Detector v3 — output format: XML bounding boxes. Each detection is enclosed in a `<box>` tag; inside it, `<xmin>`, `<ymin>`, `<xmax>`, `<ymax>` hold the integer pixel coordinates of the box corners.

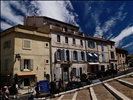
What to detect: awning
<box><xmin>89</xmin><ymin>62</ymin><xmax>100</xmax><ymax>65</ymax></box>
<box><xmin>94</xmin><ymin>53</ymin><xmax>98</xmax><ymax>57</ymax></box>
<box><xmin>88</xmin><ymin>53</ymin><xmax>92</xmax><ymax>56</ymax></box>
<box><xmin>17</xmin><ymin>72</ymin><xmax>36</xmax><ymax>76</ymax></box>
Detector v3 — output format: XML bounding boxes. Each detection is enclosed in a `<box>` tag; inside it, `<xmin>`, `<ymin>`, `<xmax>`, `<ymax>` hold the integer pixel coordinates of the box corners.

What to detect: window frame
<box><xmin>57</xmin><ymin>35</ymin><xmax>61</xmax><ymax>43</ymax></box>
<box><xmin>23</xmin><ymin>39</ymin><xmax>32</xmax><ymax>50</ymax></box>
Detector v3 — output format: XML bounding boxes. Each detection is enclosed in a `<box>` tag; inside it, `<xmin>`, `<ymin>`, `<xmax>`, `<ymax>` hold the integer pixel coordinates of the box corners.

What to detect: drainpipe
<box><xmin>50</xmin><ymin>38</ymin><xmax>53</xmax><ymax>81</ymax></box>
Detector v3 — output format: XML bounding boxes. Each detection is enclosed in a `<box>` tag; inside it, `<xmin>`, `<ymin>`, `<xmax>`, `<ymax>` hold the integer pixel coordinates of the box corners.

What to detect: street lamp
<box><xmin>15</xmin><ymin>54</ymin><xmax>21</xmax><ymax>61</ymax></box>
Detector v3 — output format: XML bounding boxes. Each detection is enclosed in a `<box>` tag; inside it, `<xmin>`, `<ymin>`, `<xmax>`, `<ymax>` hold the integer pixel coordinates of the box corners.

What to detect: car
<box><xmin>65</xmin><ymin>81</ymin><xmax>83</xmax><ymax>91</ymax></box>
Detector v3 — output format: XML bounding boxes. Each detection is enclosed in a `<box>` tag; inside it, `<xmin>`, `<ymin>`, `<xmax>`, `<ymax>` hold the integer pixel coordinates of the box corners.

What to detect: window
<box><xmin>3</xmin><ymin>40</ymin><xmax>11</xmax><ymax>49</ymax></box>
<box><xmin>66</xmin><ymin>50</ymin><xmax>69</xmax><ymax>61</ymax></box>
<box><xmin>80</xmin><ymin>40</ymin><xmax>83</xmax><ymax>46</ymax></box>
<box><xmin>64</xmin><ymin>27</ymin><xmax>67</xmax><ymax>32</ymax></box>
<box><xmin>65</xmin><ymin>37</ymin><xmax>68</xmax><ymax>44</ymax></box>
<box><xmin>57</xmin><ymin>49</ymin><xmax>61</xmax><ymax>60</ymax></box>
<box><xmin>72</xmin><ymin>68</ymin><xmax>76</xmax><ymax>76</ymax></box>
<box><xmin>110</xmin><ymin>43</ymin><xmax>113</xmax><ymax>48</ymax></box>
<box><xmin>88</xmin><ymin>40</ymin><xmax>95</xmax><ymax>48</ymax></box>
<box><xmin>23</xmin><ymin>40</ymin><xmax>31</xmax><ymax>49</ymax></box>
<box><xmin>111</xmin><ymin>52</ymin><xmax>115</xmax><ymax>59</ymax></box>
<box><xmin>46</xmin><ymin>60</ymin><xmax>49</xmax><ymax>64</ymax></box>
<box><xmin>73</xmin><ymin>38</ymin><xmax>76</xmax><ymax>44</ymax></box>
<box><xmin>20</xmin><ymin>59</ymin><xmax>33</xmax><ymax>71</ymax></box>
<box><xmin>122</xmin><ymin>53</ymin><xmax>124</xmax><ymax>57</ymax></box>
<box><xmin>45</xmin><ymin>43</ymin><xmax>49</xmax><ymax>47</ymax></box>
<box><xmin>57</xmin><ymin>35</ymin><xmax>60</xmax><ymax>42</ymax></box>
<box><xmin>4</xmin><ymin>59</ymin><xmax>8</xmax><ymax>71</ymax></box>
<box><xmin>73</xmin><ymin>51</ymin><xmax>77</xmax><ymax>60</ymax></box>
<box><xmin>71</xmin><ymin>29</ymin><xmax>74</xmax><ymax>33</ymax></box>
<box><xmin>81</xmin><ymin>52</ymin><xmax>84</xmax><ymax>60</ymax></box>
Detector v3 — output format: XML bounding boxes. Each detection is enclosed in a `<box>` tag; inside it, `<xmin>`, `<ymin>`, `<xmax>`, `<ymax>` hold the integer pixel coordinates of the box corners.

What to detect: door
<box><xmin>62</xmin><ymin>68</ymin><xmax>69</xmax><ymax>82</ymax></box>
<box><xmin>24</xmin><ymin>78</ymin><xmax>30</xmax><ymax>86</ymax></box>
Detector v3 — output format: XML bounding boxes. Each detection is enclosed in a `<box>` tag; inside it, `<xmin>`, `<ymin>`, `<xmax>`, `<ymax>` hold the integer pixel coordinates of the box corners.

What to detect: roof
<box><xmin>26</xmin><ymin>16</ymin><xmax>79</xmax><ymax>29</ymax></box>
<box><xmin>85</xmin><ymin>35</ymin><xmax>109</xmax><ymax>42</ymax></box>
<box><xmin>0</xmin><ymin>24</ymin><xmax>50</xmax><ymax>38</ymax></box>
<box><xmin>116</xmin><ymin>48</ymin><xmax>128</xmax><ymax>52</ymax></box>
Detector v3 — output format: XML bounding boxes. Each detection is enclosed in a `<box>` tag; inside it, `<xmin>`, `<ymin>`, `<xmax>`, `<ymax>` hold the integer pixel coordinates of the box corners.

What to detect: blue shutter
<box><xmin>84</xmin><ymin>52</ymin><xmax>87</xmax><ymax>61</ymax></box>
<box><xmin>102</xmin><ymin>52</ymin><xmax>105</xmax><ymax>61</ymax></box>
<box><xmin>101</xmin><ymin>43</ymin><xmax>104</xmax><ymax>51</ymax></box>
<box><xmin>64</xmin><ymin>49</ymin><xmax>66</xmax><ymax>61</ymax></box>
<box><xmin>71</xmin><ymin>50</ymin><xmax>73</xmax><ymax>61</ymax></box>
<box><xmin>92</xmin><ymin>53</ymin><xmax>94</xmax><ymax>62</ymax></box>
<box><xmin>88</xmin><ymin>40</ymin><xmax>90</xmax><ymax>47</ymax></box>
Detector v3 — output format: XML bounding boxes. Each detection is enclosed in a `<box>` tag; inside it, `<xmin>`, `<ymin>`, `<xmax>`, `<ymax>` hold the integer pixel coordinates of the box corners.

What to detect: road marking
<box><xmin>72</xmin><ymin>91</ymin><xmax>78</xmax><ymax>100</ymax></box>
<box><xmin>58</xmin><ymin>95</ymin><xmax>64</xmax><ymax>100</ymax></box>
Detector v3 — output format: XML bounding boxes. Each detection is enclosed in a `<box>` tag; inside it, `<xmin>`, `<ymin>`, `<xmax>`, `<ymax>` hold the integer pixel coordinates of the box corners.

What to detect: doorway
<box><xmin>62</xmin><ymin>68</ymin><xmax>69</xmax><ymax>82</ymax></box>
<box><xmin>24</xmin><ymin>78</ymin><xmax>30</xmax><ymax>86</ymax></box>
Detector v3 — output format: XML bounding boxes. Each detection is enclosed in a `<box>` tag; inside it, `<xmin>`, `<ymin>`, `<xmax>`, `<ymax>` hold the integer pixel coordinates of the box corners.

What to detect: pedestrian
<box><xmin>58</xmin><ymin>79</ymin><xmax>63</xmax><ymax>92</ymax></box>
<box><xmin>13</xmin><ymin>83</ymin><xmax>19</xmax><ymax>99</ymax></box>
<box><xmin>35</xmin><ymin>82</ymin><xmax>40</xmax><ymax>98</ymax></box>
<box><xmin>2</xmin><ymin>86</ymin><xmax>9</xmax><ymax>100</ymax></box>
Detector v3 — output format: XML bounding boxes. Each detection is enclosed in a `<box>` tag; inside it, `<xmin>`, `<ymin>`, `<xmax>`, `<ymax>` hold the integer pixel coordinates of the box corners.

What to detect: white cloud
<box><xmin>111</xmin><ymin>26</ymin><xmax>133</xmax><ymax>47</ymax></box>
<box><xmin>93</xmin><ymin>3</ymin><xmax>127</xmax><ymax>38</ymax></box>
<box><xmin>122</xmin><ymin>42</ymin><xmax>133</xmax><ymax>48</ymax></box>
<box><xmin>1</xmin><ymin>21</ymin><xmax>12</xmax><ymax>31</ymax></box>
<box><xmin>1</xmin><ymin>1</ymin><xmax>78</xmax><ymax>31</ymax></box>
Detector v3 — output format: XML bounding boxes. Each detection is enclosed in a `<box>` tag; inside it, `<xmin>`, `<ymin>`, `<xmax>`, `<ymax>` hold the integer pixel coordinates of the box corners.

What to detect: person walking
<box><xmin>13</xmin><ymin>83</ymin><xmax>19</xmax><ymax>99</ymax></box>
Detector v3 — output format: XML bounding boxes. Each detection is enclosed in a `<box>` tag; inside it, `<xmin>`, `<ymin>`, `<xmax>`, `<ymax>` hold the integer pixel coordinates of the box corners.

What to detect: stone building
<box><xmin>25</xmin><ymin>16</ymin><xmax>87</xmax><ymax>82</ymax></box>
<box><xmin>116</xmin><ymin>48</ymin><xmax>128</xmax><ymax>71</ymax></box>
<box><xmin>0</xmin><ymin>25</ymin><xmax>51</xmax><ymax>87</ymax></box>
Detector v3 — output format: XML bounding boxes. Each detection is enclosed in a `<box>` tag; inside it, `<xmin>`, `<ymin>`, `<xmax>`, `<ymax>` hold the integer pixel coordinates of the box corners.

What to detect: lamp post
<box><xmin>15</xmin><ymin>54</ymin><xmax>21</xmax><ymax>61</ymax></box>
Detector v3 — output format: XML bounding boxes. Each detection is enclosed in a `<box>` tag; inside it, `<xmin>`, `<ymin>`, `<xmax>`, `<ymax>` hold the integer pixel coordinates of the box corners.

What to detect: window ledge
<box><xmin>23</xmin><ymin>69</ymin><xmax>31</xmax><ymax>71</ymax></box>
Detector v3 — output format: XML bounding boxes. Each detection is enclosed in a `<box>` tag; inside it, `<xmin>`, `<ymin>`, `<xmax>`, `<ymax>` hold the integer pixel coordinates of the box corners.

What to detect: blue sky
<box><xmin>1</xmin><ymin>1</ymin><xmax>133</xmax><ymax>53</ymax></box>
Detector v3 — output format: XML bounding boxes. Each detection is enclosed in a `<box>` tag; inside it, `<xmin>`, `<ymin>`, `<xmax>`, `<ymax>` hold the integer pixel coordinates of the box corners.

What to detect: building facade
<box><xmin>85</xmin><ymin>36</ymin><xmax>99</xmax><ymax>73</ymax></box>
<box><xmin>116</xmin><ymin>48</ymin><xmax>128</xmax><ymax>71</ymax></box>
<box><xmin>0</xmin><ymin>25</ymin><xmax>51</xmax><ymax>87</ymax></box>
<box><xmin>25</xmin><ymin>16</ymin><xmax>87</xmax><ymax>82</ymax></box>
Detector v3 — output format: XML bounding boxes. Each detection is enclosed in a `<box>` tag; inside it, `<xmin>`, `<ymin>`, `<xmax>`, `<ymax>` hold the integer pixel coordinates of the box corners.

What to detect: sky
<box><xmin>1</xmin><ymin>1</ymin><xmax>133</xmax><ymax>53</ymax></box>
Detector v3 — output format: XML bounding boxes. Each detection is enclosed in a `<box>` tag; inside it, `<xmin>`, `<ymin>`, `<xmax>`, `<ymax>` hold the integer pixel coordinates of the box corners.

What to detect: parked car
<box><xmin>65</xmin><ymin>81</ymin><xmax>83</xmax><ymax>91</ymax></box>
<box><xmin>87</xmin><ymin>73</ymin><xmax>97</xmax><ymax>80</ymax></box>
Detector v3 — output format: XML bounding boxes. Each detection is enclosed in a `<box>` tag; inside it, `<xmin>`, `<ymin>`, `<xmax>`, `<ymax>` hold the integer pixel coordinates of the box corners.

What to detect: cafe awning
<box><xmin>17</xmin><ymin>71</ymin><xmax>36</xmax><ymax>76</ymax></box>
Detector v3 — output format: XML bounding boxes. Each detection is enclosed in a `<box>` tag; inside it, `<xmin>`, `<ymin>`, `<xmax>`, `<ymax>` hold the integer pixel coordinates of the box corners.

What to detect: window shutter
<box><xmin>68</xmin><ymin>50</ymin><xmax>71</xmax><ymax>61</ymax></box>
<box><xmin>84</xmin><ymin>52</ymin><xmax>87</xmax><ymax>61</ymax></box>
<box><xmin>61</xmin><ymin>49</ymin><xmax>64</xmax><ymax>61</ymax></box>
<box><xmin>20</xmin><ymin>59</ymin><xmax>24</xmax><ymax>71</ymax></box>
<box><xmin>76</xmin><ymin>68</ymin><xmax>79</xmax><ymax>77</ymax></box>
<box><xmin>102</xmin><ymin>52</ymin><xmax>105</xmax><ymax>61</ymax></box>
<box><xmin>92</xmin><ymin>53</ymin><xmax>94</xmax><ymax>62</ymax></box>
<box><xmin>30</xmin><ymin>59</ymin><xmax>33</xmax><ymax>71</ymax></box>
<box><xmin>64</xmin><ymin>49</ymin><xmax>66</xmax><ymax>61</ymax></box>
<box><xmin>71</xmin><ymin>50</ymin><xmax>73</xmax><ymax>61</ymax></box>
<box><xmin>55</xmin><ymin>50</ymin><xmax>58</xmax><ymax>60</ymax></box>
<box><xmin>78</xmin><ymin>51</ymin><xmax>81</xmax><ymax>61</ymax></box>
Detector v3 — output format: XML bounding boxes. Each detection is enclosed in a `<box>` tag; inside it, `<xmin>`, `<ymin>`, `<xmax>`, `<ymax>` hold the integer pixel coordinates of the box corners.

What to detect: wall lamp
<box><xmin>15</xmin><ymin>54</ymin><xmax>21</xmax><ymax>60</ymax></box>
